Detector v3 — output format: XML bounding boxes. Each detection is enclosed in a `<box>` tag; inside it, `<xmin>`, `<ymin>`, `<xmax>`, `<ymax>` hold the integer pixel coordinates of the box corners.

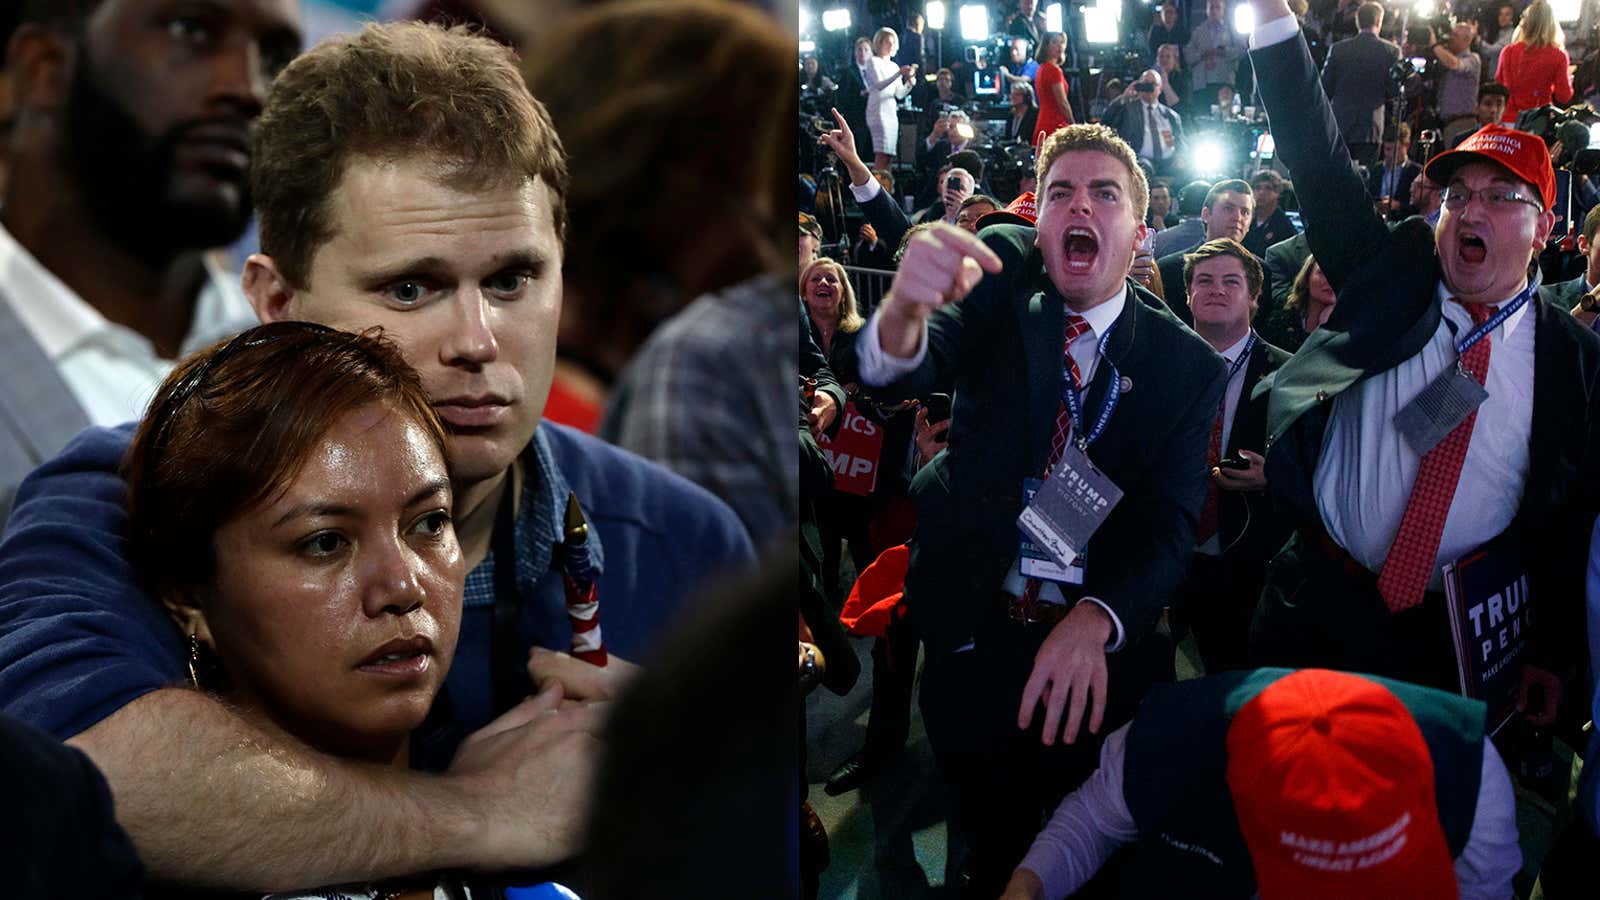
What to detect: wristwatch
<box><xmin>799</xmin><ymin>642</ymin><xmax>820</xmax><ymax>690</ymax></box>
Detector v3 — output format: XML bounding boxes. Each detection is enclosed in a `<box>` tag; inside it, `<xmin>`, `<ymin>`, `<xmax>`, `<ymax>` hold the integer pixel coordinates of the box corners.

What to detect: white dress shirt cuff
<box><xmin>1454</xmin><ymin>739</ymin><xmax>1523</xmax><ymax>899</ymax></box>
<box><xmin>850</xmin><ymin>177</ymin><xmax>883</xmax><ymax>203</ymax></box>
<box><xmin>1250</xmin><ymin>14</ymin><xmax>1300</xmax><ymax>50</ymax></box>
<box><xmin>1018</xmin><ymin>723</ymin><xmax>1139</xmax><ymax>899</ymax></box>
<box><xmin>857</xmin><ymin>309</ymin><xmax>928</xmax><ymax>386</ymax></box>
<box><xmin>1077</xmin><ymin>596</ymin><xmax>1127</xmax><ymax>652</ymax></box>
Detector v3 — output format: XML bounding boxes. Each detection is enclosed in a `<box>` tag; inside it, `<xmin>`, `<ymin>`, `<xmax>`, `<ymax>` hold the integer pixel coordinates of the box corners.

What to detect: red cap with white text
<box><xmin>974</xmin><ymin>191</ymin><xmax>1038</xmax><ymax>230</ymax></box>
<box><xmin>1423</xmin><ymin>123</ymin><xmax>1556</xmax><ymax>210</ymax></box>
<box><xmin>1225</xmin><ymin>669</ymin><xmax>1459</xmax><ymax>900</ymax></box>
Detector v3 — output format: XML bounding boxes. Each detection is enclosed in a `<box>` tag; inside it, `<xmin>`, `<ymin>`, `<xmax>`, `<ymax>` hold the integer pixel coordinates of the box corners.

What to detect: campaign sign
<box><xmin>1442</xmin><ymin>547</ymin><xmax>1532</xmax><ymax>734</ymax></box>
<box><xmin>819</xmin><ymin>402</ymin><xmax>884</xmax><ymax>496</ymax></box>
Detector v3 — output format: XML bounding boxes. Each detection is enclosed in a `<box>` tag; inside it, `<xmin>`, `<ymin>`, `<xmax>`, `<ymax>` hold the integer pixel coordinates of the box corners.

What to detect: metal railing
<box><xmin>844</xmin><ymin>265</ymin><xmax>895</xmax><ymax>318</ymax></box>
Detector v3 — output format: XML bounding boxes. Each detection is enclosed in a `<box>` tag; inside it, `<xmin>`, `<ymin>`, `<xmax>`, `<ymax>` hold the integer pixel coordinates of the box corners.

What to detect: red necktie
<box><xmin>1196</xmin><ymin>409</ymin><xmax>1224</xmax><ymax>544</ymax></box>
<box><xmin>1021</xmin><ymin>314</ymin><xmax>1093</xmax><ymax>611</ymax></box>
<box><xmin>1375</xmin><ymin>301</ymin><xmax>1496</xmax><ymax>613</ymax></box>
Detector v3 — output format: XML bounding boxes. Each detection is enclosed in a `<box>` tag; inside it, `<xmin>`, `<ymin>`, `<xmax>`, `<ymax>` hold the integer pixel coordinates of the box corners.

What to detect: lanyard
<box><xmin>1451</xmin><ymin>278</ymin><xmax>1535</xmax><ymax>359</ymax></box>
<box><xmin>1225</xmin><ymin>331</ymin><xmax>1258</xmax><ymax>385</ymax></box>
<box><xmin>1062</xmin><ymin>323</ymin><xmax>1120</xmax><ymax>449</ymax></box>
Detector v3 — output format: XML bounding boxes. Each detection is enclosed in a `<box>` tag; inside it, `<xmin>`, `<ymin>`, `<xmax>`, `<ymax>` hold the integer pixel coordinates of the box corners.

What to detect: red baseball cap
<box><xmin>974</xmin><ymin>191</ymin><xmax>1038</xmax><ymax>230</ymax></box>
<box><xmin>1423</xmin><ymin>123</ymin><xmax>1556</xmax><ymax>210</ymax></box>
<box><xmin>1225</xmin><ymin>670</ymin><xmax>1459</xmax><ymax>900</ymax></box>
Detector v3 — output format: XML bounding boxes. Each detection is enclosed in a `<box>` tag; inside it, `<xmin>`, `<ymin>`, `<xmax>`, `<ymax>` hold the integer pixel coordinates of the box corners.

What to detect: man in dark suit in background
<box><xmin>1244</xmin><ymin>0</ymin><xmax>1600</xmax><ymax>729</ymax></box>
<box><xmin>1168</xmin><ymin>239</ymin><xmax>1292</xmax><ymax>674</ymax></box>
<box><xmin>1156</xmin><ymin>179</ymin><xmax>1257</xmax><ymax>323</ymax></box>
<box><xmin>837</xmin><ymin>37</ymin><xmax>876</xmax><ymax>162</ymax></box>
<box><xmin>1098</xmin><ymin>69</ymin><xmax>1186</xmax><ymax>177</ymax></box>
<box><xmin>1320</xmin><ymin>1</ymin><xmax>1400</xmax><ymax>167</ymax></box>
<box><xmin>858</xmin><ymin>124</ymin><xmax>1226</xmax><ymax>896</ymax></box>
<box><xmin>1366</xmin><ymin>127</ymin><xmax>1423</xmax><ymax>220</ymax></box>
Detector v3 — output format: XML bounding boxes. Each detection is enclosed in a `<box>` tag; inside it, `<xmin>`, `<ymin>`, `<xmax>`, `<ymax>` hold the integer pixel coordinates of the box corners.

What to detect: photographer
<box><xmin>913</xmin><ymin>166</ymin><xmax>977</xmax><ymax>225</ymax></box>
<box><xmin>1431</xmin><ymin>22</ymin><xmax>1483</xmax><ymax>131</ymax></box>
<box><xmin>1101</xmin><ymin>69</ymin><xmax>1185</xmax><ymax>176</ymax></box>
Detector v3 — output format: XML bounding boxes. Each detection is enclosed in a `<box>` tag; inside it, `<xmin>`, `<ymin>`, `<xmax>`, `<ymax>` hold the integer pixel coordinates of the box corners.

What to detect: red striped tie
<box><xmin>1021</xmin><ymin>314</ymin><xmax>1093</xmax><ymax>611</ymax></box>
<box><xmin>1375</xmin><ymin>301</ymin><xmax>1496</xmax><ymax>613</ymax></box>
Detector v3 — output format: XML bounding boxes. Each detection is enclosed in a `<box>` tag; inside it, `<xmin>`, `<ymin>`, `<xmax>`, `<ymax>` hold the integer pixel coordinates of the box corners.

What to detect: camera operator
<box><xmin>1101</xmin><ymin>69</ymin><xmax>1186</xmax><ymax>177</ymax></box>
<box><xmin>999</xmin><ymin>36</ymin><xmax>1040</xmax><ymax>88</ymax></box>
<box><xmin>1431</xmin><ymin>22</ymin><xmax>1483</xmax><ymax>133</ymax></box>
<box><xmin>914</xmin><ymin>67</ymin><xmax>965</xmax><ymax>135</ymax></box>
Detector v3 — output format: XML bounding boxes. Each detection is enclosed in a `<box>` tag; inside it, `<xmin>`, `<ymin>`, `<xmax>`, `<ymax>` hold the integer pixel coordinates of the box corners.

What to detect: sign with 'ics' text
<box><xmin>818</xmin><ymin>402</ymin><xmax>884</xmax><ymax>496</ymax></box>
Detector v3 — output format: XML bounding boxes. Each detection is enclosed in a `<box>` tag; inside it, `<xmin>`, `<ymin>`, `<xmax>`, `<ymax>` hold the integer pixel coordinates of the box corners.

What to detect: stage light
<box><xmin>960</xmin><ymin>4</ymin><xmax>990</xmax><ymax>41</ymax></box>
<box><xmin>1254</xmin><ymin>133</ymin><xmax>1276</xmax><ymax>160</ymax></box>
<box><xmin>800</xmin><ymin>7</ymin><xmax>811</xmax><ymax>33</ymax></box>
<box><xmin>1232</xmin><ymin>4</ymin><xmax>1255</xmax><ymax>35</ymax></box>
<box><xmin>1045</xmin><ymin>2</ymin><xmax>1064</xmax><ymax>32</ymax></box>
<box><xmin>822</xmin><ymin>7</ymin><xmax>852</xmax><ymax>31</ymax></box>
<box><xmin>1552</xmin><ymin>0</ymin><xmax>1581</xmax><ymax>22</ymax></box>
<box><xmin>799</xmin><ymin>39</ymin><xmax>817</xmax><ymax>53</ymax></box>
<box><xmin>927</xmin><ymin>0</ymin><xmax>948</xmax><ymax>30</ymax></box>
<box><xmin>1413</xmin><ymin>0</ymin><xmax>1436</xmax><ymax>17</ymax></box>
<box><xmin>1192</xmin><ymin>138</ymin><xmax>1227</xmax><ymax>174</ymax></box>
<box><xmin>1083</xmin><ymin>7</ymin><xmax>1120</xmax><ymax>44</ymax></box>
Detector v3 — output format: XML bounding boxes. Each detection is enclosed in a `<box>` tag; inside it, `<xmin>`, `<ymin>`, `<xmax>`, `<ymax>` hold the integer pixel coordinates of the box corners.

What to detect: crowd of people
<box><xmin>801</xmin><ymin>0</ymin><xmax>1600</xmax><ymax>898</ymax></box>
<box><xmin>0</xmin><ymin>0</ymin><xmax>797</xmax><ymax>897</ymax></box>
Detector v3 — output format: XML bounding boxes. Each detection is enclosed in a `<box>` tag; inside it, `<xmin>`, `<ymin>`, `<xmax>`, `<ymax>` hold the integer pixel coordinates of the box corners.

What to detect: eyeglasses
<box><xmin>1439</xmin><ymin>185</ymin><xmax>1543</xmax><ymax>212</ymax></box>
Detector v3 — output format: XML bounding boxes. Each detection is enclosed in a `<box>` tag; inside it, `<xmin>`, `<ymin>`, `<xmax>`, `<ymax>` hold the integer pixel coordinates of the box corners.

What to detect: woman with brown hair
<box><xmin>1284</xmin><ymin>254</ymin><xmax>1338</xmax><ymax>337</ymax></box>
<box><xmin>125</xmin><ymin>322</ymin><xmax>468</xmax><ymax>897</ymax></box>
<box><xmin>1496</xmin><ymin>0</ymin><xmax>1573</xmax><ymax>123</ymax></box>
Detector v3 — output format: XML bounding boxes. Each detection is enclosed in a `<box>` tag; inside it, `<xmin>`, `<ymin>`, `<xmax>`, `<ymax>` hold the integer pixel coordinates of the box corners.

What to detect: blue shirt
<box><xmin>0</xmin><ymin>422</ymin><xmax>753</xmax><ymax>758</ymax></box>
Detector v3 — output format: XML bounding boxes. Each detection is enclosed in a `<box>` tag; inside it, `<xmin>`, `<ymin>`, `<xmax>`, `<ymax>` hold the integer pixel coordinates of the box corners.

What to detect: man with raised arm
<box><xmin>856</xmin><ymin>123</ymin><xmax>1227</xmax><ymax>895</ymax></box>
<box><xmin>1239</xmin><ymin>0</ymin><xmax>1600</xmax><ymax>726</ymax></box>
<box><xmin>0</xmin><ymin>20</ymin><xmax>752</xmax><ymax>892</ymax></box>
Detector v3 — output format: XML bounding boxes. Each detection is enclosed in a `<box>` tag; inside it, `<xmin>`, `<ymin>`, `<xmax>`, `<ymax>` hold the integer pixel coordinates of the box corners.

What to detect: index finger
<box><xmin>831</xmin><ymin>107</ymin><xmax>848</xmax><ymax>130</ymax></box>
<box><xmin>928</xmin><ymin>224</ymin><xmax>1005</xmax><ymax>274</ymax></box>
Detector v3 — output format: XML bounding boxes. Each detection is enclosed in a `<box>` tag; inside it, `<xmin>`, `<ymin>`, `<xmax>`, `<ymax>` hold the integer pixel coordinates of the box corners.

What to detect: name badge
<box><xmin>1393</xmin><ymin>364</ymin><xmax>1489</xmax><ymax>457</ymax></box>
<box><xmin>1017</xmin><ymin>444</ymin><xmax>1123</xmax><ymax>571</ymax></box>
<box><xmin>1020</xmin><ymin>478</ymin><xmax>1086</xmax><ymax>584</ymax></box>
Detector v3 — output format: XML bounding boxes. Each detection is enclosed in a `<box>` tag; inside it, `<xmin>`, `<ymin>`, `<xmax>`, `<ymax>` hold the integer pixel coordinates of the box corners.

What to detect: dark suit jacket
<box><xmin>1100</xmin><ymin>95</ymin><xmax>1186</xmax><ymax>164</ymax></box>
<box><xmin>1366</xmin><ymin>160</ymin><xmax>1422</xmax><ymax>215</ymax></box>
<box><xmin>1006</xmin><ymin>107</ymin><xmax>1039</xmax><ymax>144</ymax></box>
<box><xmin>1548</xmin><ymin>276</ymin><xmax>1589</xmax><ymax>312</ymax></box>
<box><xmin>800</xmin><ymin>300</ymin><xmax>847</xmax><ymax>434</ymax></box>
<box><xmin>836</xmin><ymin>62</ymin><xmax>874</xmax><ymax>160</ymax></box>
<box><xmin>1251</xmin><ymin>29</ymin><xmax>1600</xmax><ymax>685</ymax></box>
<box><xmin>1320</xmin><ymin>31</ymin><xmax>1401</xmax><ymax>146</ymax></box>
<box><xmin>869</xmin><ymin>224</ymin><xmax>1228</xmax><ymax>750</ymax></box>
<box><xmin>855</xmin><ymin>183</ymin><xmax>912</xmax><ymax>268</ymax></box>
<box><xmin>1218</xmin><ymin>338</ymin><xmax>1294</xmax><ymax>561</ymax></box>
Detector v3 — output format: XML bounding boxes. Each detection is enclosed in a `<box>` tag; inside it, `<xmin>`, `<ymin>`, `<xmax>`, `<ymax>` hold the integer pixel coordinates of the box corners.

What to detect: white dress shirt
<box><xmin>1137</xmin><ymin>99</ymin><xmax>1174</xmax><ymax>163</ymax></box>
<box><xmin>1312</xmin><ymin>284</ymin><xmax>1534</xmax><ymax>589</ymax></box>
<box><xmin>1017</xmin><ymin>721</ymin><xmax>1522</xmax><ymax>900</ymax></box>
<box><xmin>0</xmin><ymin>223</ymin><xmax>257</xmax><ymax>427</ymax></box>
<box><xmin>859</xmin><ymin>285</ymin><xmax>1132</xmax><ymax>650</ymax></box>
<box><xmin>1197</xmin><ymin>330</ymin><xmax>1254</xmax><ymax>557</ymax></box>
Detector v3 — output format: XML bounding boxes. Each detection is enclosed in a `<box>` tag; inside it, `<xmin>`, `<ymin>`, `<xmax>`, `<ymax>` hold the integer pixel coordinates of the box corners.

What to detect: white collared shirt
<box><xmin>0</xmin><ymin>223</ymin><xmax>256</xmax><ymax>427</ymax></box>
<box><xmin>858</xmin><ymin>285</ymin><xmax>1132</xmax><ymax>649</ymax></box>
<box><xmin>1312</xmin><ymin>283</ymin><xmax>1535</xmax><ymax>589</ymax></box>
<box><xmin>1137</xmin><ymin>100</ymin><xmax>1172</xmax><ymax>162</ymax></box>
<box><xmin>1197</xmin><ymin>330</ymin><xmax>1255</xmax><ymax>557</ymax></box>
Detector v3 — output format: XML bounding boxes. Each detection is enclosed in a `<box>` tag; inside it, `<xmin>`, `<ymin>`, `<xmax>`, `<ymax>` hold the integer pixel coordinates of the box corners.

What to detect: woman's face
<box><xmin>876</xmin><ymin>35</ymin><xmax>897</xmax><ymax>57</ymax></box>
<box><xmin>197</xmin><ymin>404</ymin><xmax>463</xmax><ymax>763</ymax></box>
<box><xmin>1048</xmin><ymin>34</ymin><xmax>1066</xmax><ymax>62</ymax></box>
<box><xmin>1499</xmin><ymin>5</ymin><xmax>1514</xmax><ymax>27</ymax></box>
<box><xmin>1305</xmin><ymin>263</ymin><xmax>1337</xmax><ymax>329</ymax></box>
<box><xmin>804</xmin><ymin>265</ymin><xmax>843</xmax><ymax>323</ymax></box>
<box><xmin>1158</xmin><ymin>44</ymin><xmax>1178</xmax><ymax>70</ymax></box>
<box><xmin>804</xmin><ymin>57</ymin><xmax>819</xmax><ymax>78</ymax></box>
